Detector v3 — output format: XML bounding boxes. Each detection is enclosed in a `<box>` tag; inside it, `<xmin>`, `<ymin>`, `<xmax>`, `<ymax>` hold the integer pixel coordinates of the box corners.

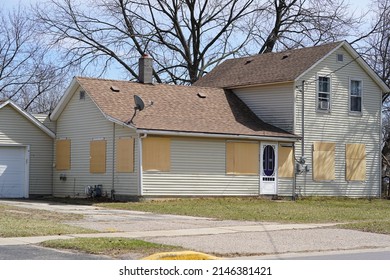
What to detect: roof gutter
<box><xmin>136</xmin><ymin>129</ymin><xmax>299</xmax><ymax>142</ymax></box>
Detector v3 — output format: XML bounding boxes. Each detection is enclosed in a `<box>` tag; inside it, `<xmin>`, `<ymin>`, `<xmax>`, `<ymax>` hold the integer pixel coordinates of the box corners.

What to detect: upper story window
<box><xmin>318</xmin><ymin>76</ymin><xmax>330</xmax><ymax>111</ymax></box>
<box><xmin>350</xmin><ymin>80</ymin><xmax>362</xmax><ymax>113</ymax></box>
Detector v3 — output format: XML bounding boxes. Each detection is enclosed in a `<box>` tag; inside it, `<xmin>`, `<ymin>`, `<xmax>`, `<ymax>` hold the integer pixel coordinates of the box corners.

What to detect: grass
<box><xmin>98</xmin><ymin>197</ymin><xmax>390</xmax><ymax>223</ymax></box>
<box><xmin>0</xmin><ymin>204</ymin><xmax>96</xmax><ymax>237</ymax></box>
<box><xmin>40</xmin><ymin>237</ymin><xmax>182</xmax><ymax>258</ymax></box>
<box><xmin>97</xmin><ymin>197</ymin><xmax>390</xmax><ymax>234</ymax></box>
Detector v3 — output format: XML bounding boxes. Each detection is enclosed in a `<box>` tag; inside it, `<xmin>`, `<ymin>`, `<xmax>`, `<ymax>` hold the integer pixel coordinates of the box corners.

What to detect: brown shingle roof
<box><xmin>76</xmin><ymin>77</ymin><xmax>296</xmax><ymax>139</ymax></box>
<box><xmin>194</xmin><ymin>41</ymin><xmax>342</xmax><ymax>88</ymax></box>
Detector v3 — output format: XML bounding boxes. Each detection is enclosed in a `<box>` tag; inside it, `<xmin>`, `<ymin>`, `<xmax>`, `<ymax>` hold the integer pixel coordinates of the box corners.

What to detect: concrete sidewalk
<box><xmin>1</xmin><ymin>199</ymin><xmax>390</xmax><ymax>258</ymax></box>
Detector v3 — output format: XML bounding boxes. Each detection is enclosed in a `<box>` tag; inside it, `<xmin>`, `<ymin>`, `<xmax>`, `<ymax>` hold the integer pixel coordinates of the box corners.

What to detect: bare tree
<box><xmin>253</xmin><ymin>0</ymin><xmax>363</xmax><ymax>54</ymax></box>
<box><xmin>0</xmin><ymin>6</ymin><xmax>68</xmax><ymax>113</ymax></box>
<box><xmin>0</xmin><ymin>7</ymin><xmax>37</xmax><ymax>98</ymax></box>
<box><xmin>34</xmin><ymin>0</ymin><xmax>260</xmax><ymax>84</ymax></box>
<box><xmin>33</xmin><ymin>0</ymin><xmax>365</xmax><ymax>84</ymax></box>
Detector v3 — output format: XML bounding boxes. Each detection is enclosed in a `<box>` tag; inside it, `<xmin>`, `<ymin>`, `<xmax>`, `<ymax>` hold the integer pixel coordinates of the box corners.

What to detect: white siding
<box><xmin>142</xmin><ymin>137</ymin><xmax>259</xmax><ymax>196</ymax></box>
<box><xmin>53</xmin><ymin>87</ymin><xmax>139</xmax><ymax>197</ymax></box>
<box><xmin>233</xmin><ymin>83</ymin><xmax>295</xmax><ymax>133</ymax></box>
<box><xmin>0</xmin><ymin>106</ymin><xmax>53</xmax><ymax>195</ymax></box>
<box><xmin>294</xmin><ymin>46</ymin><xmax>382</xmax><ymax>197</ymax></box>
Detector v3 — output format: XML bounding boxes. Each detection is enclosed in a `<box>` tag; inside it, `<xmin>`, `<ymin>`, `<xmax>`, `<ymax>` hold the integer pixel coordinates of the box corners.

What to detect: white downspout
<box><xmin>138</xmin><ymin>133</ymin><xmax>147</xmax><ymax>196</ymax></box>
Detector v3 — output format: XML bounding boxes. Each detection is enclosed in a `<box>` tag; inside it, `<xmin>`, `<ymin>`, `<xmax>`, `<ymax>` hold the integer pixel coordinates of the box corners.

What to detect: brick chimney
<box><xmin>138</xmin><ymin>54</ymin><xmax>153</xmax><ymax>84</ymax></box>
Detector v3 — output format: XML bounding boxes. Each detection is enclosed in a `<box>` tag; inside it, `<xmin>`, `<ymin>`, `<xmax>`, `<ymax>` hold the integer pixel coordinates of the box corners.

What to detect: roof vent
<box><xmin>197</xmin><ymin>92</ymin><xmax>206</xmax><ymax>98</ymax></box>
<box><xmin>282</xmin><ymin>53</ymin><xmax>290</xmax><ymax>60</ymax></box>
<box><xmin>244</xmin><ymin>58</ymin><xmax>254</xmax><ymax>65</ymax></box>
<box><xmin>79</xmin><ymin>90</ymin><xmax>85</xmax><ymax>100</ymax></box>
<box><xmin>110</xmin><ymin>86</ymin><xmax>120</xmax><ymax>92</ymax></box>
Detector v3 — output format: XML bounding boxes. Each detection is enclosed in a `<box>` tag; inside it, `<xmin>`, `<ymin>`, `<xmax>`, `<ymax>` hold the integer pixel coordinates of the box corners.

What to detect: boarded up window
<box><xmin>278</xmin><ymin>144</ymin><xmax>294</xmax><ymax>178</ymax></box>
<box><xmin>90</xmin><ymin>140</ymin><xmax>106</xmax><ymax>173</ymax></box>
<box><xmin>226</xmin><ymin>142</ymin><xmax>259</xmax><ymax>175</ymax></box>
<box><xmin>313</xmin><ymin>142</ymin><xmax>335</xmax><ymax>181</ymax></box>
<box><xmin>116</xmin><ymin>138</ymin><xmax>134</xmax><ymax>173</ymax></box>
<box><xmin>56</xmin><ymin>139</ymin><xmax>70</xmax><ymax>170</ymax></box>
<box><xmin>142</xmin><ymin>137</ymin><xmax>170</xmax><ymax>171</ymax></box>
<box><xmin>346</xmin><ymin>143</ymin><xmax>366</xmax><ymax>181</ymax></box>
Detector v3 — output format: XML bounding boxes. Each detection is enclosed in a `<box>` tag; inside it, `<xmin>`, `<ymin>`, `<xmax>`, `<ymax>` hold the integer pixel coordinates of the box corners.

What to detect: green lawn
<box><xmin>98</xmin><ymin>197</ymin><xmax>390</xmax><ymax>233</ymax></box>
<box><xmin>40</xmin><ymin>237</ymin><xmax>182</xmax><ymax>258</ymax></box>
<box><xmin>0</xmin><ymin>204</ymin><xmax>96</xmax><ymax>237</ymax></box>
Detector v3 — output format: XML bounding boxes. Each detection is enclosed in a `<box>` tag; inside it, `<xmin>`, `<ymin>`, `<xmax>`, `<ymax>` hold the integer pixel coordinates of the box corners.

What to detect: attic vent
<box><xmin>244</xmin><ymin>58</ymin><xmax>254</xmax><ymax>65</ymax></box>
<box><xmin>282</xmin><ymin>53</ymin><xmax>290</xmax><ymax>60</ymax></box>
<box><xmin>197</xmin><ymin>92</ymin><xmax>206</xmax><ymax>98</ymax></box>
<box><xmin>337</xmin><ymin>54</ymin><xmax>344</xmax><ymax>62</ymax></box>
<box><xmin>79</xmin><ymin>90</ymin><xmax>85</xmax><ymax>100</ymax></box>
<box><xmin>110</xmin><ymin>86</ymin><xmax>120</xmax><ymax>92</ymax></box>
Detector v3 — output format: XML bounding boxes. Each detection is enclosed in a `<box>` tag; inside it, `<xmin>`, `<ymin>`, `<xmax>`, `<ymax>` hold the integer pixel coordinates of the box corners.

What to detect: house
<box><xmin>0</xmin><ymin>100</ymin><xmax>55</xmax><ymax>198</ymax></box>
<box><xmin>2</xmin><ymin>41</ymin><xmax>387</xmax><ymax>199</ymax></box>
<box><xmin>49</xmin><ymin>62</ymin><xmax>298</xmax><ymax>199</ymax></box>
<box><xmin>195</xmin><ymin>41</ymin><xmax>390</xmax><ymax>197</ymax></box>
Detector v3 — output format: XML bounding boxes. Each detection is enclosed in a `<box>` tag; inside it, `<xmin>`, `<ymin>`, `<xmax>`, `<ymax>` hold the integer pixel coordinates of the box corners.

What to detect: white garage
<box><xmin>0</xmin><ymin>100</ymin><xmax>55</xmax><ymax>198</ymax></box>
<box><xmin>0</xmin><ymin>146</ymin><xmax>29</xmax><ymax>198</ymax></box>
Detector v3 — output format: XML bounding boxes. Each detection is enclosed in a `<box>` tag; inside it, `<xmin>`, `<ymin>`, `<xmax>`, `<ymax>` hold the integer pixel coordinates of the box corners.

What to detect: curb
<box><xmin>142</xmin><ymin>251</ymin><xmax>219</xmax><ymax>260</ymax></box>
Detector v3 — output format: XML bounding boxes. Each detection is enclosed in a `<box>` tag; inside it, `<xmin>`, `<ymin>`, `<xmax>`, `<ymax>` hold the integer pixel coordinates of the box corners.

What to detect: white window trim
<box><xmin>316</xmin><ymin>74</ymin><xmax>332</xmax><ymax>113</ymax></box>
<box><xmin>349</xmin><ymin>78</ymin><xmax>363</xmax><ymax>115</ymax></box>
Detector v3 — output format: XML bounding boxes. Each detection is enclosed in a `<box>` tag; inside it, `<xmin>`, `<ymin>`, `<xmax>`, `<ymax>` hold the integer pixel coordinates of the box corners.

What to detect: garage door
<box><xmin>0</xmin><ymin>146</ymin><xmax>28</xmax><ymax>198</ymax></box>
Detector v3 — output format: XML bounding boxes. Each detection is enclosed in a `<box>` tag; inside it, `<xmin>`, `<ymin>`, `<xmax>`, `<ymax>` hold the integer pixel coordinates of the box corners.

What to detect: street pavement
<box><xmin>1</xmin><ymin>199</ymin><xmax>390</xmax><ymax>260</ymax></box>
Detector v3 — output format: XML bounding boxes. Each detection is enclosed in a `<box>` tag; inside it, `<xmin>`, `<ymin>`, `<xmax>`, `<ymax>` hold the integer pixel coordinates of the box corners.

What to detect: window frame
<box><xmin>349</xmin><ymin>78</ymin><xmax>363</xmax><ymax>114</ymax></box>
<box><xmin>90</xmin><ymin>139</ymin><xmax>107</xmax><ymax>173</ymax></box>
<box><xmin>142</xmin><ymin>137</ymin><xmax>171</xmax><ymax>172</ymax></box>
<box><xmin>317</xmin><ymin>75</ymin><xmax>331</xmax><ymax>113</ymax></box>
<box><xmin>116</xmin><ymin>137</ymin><xmax>134</xmax><ymax>173</ymax></box>
<box><xmin>56</xmin><ymin>139</ymin><xmax>71</xmax><ymax>170</ymax></box>
<box><xmin>312</xmin><ymin>142</ymin><xmax>336</xmax><ymax>181</ymax></box>
<box><xmin>345</xmin><ymin>143</ymin><xmax>366</xmax><ymax>181</ymax></box>
<box><xmin>226</xmin><ymin>141</ymin><xmax>259</xmax><ymax>175</ymax></box>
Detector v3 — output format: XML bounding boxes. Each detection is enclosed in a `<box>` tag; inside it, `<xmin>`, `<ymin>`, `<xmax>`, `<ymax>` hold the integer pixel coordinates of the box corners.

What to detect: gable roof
<box><xmin>0</xmin><ymin>100</ymin><xmax>55</xmax><ymax>138</ymax></box>
<box><xmin>194</xmin><ymin>42</ymin><xmax>342</xmax><ymax>88</ymax></box>
<box><xmin>51</xmin><ymin>77</ymin><xmax>297</xmax><ymax>140</ymax></box>
<box><xmin>194</xmin><ymin>41</ymin><xmax>390</xmax><ymax>93</ymax></box>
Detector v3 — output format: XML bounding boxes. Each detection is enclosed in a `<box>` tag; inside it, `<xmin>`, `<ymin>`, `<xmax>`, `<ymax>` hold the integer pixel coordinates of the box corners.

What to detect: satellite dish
<box><xmin>134</xmin><ymin>95</ymin><xmax>145</xmax><ymax>111</ymax></box>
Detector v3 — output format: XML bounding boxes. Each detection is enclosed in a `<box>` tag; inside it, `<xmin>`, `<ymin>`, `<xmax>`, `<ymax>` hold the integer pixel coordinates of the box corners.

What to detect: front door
<box><xmin>260</xmin><ymin>143</ymin><xmax>277</xmax><ymax>195</ymax></box>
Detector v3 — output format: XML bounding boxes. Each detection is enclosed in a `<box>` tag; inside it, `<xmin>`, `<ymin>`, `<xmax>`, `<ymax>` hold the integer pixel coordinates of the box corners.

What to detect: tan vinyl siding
<box><xmin>294</xmin><ymin>46</ymin><xmax>381</xmax><ymax>197</ymax></box>
<box><xmin>233</xmin><ymin>83</ymin><xmax>295</xmax><ymax>133</ymax></box>
<box><xmin>0</xmin><ymin>106</ymin><xmax>53</xmax><ymax>195</ymax></box>
<box><xmin>142</xmin><ymin>137</ymin><xmax>259</xmax><ymax>196</ymax></box>
<box><xmin>53</xmin><ymin>87</ymin><xmax>139</xmax><ymax>197</ymax></box>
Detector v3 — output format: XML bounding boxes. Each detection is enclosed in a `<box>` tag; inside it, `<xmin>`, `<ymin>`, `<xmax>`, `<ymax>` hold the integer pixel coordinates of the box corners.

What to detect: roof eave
<box><xmin>50</xmin><ymin>77</ymin><xmax>79</xmax><ymax>121</ymax></box>
<box><xmin>294</xmin><ymin>41</ymin><xmax>390</xmax><ymax>93</ymax></box>
<box><xmin>295</xmin><ymin>41</ymin><xmax>345</xmax><ymax>82</ymax></box>
<box><xmin>225</xmin><ymin>80</ymin><xmax>294</xmax><ymax>90</ymax></box>
<box><xmin>136</xmin><ymin>128</ymin><xmax>300</xmax><ymax>142</ymax></box>
<box><xmin>0</xmin><ymin>100</ymin><xmax>55</xmax><ymax>138</ymax></box>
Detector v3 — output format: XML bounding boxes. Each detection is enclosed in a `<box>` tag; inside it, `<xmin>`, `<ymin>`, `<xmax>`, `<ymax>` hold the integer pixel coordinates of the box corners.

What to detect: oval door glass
<box><xmin>262</xmin><ymin>145</ymin><xmax>275</xmax><ymax>176</ymax></box>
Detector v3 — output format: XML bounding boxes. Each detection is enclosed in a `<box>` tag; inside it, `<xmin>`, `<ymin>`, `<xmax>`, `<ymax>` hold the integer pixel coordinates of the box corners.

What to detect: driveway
<box><xmin>1</xmin><ymin>199</ymin><xmax>390</xmax><ymax>259</ymax></box>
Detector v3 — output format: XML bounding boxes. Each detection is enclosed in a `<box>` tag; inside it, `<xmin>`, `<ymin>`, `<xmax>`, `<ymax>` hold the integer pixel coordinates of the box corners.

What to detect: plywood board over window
<box><xmin>226</xmin><ymin>142</ymin><xmax>259</xmax><ymax>175</ymax></box>
<box><xmin>278</xmin><ymin>144</ymin><xmax>294</xmax><ymax>178</ymax></box>
<box><xmin>56</xmin><ymin>139</ymin><xmax>71</xmax><ymax>170</ymax></box>
<box><xmin>346</xmin><ymin>143</ymin><xmax>366</xmax><ymax>181</ymax></box>
<box><xmin>116</xmin><ymin>138</ymin><xmax>134</xmax><ymax>173</ymax></box>
<box><xmin>313</xmin><ymin>142</ymin><xmax>335</xmax><ymax>181</ymax></box>
<box><xmin>142</xmin><ymin>137</ymin><xmax>170</xmax><ymax>171</ymax></box>
<box><xmin>90</xmin><ymin>140</ymin><xmax>106</xmax><ymax>173</ymax></box>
